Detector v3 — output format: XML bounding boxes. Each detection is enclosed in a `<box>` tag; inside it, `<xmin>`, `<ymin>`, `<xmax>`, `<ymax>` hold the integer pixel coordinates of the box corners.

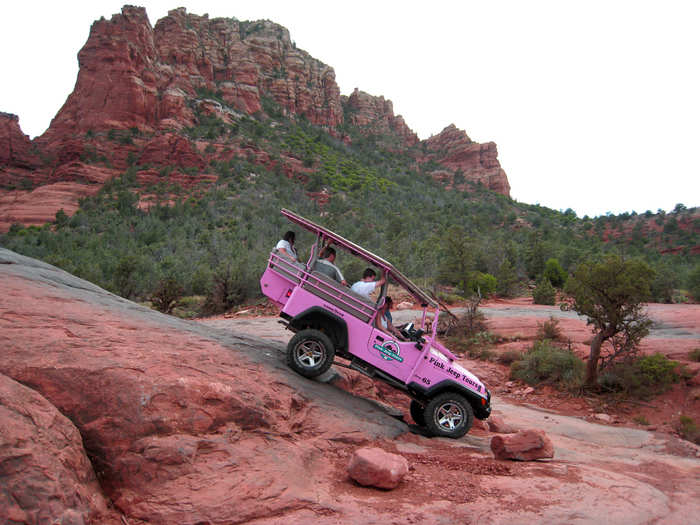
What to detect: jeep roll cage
<box><xmin>279</xmin><ymin>209</ymin><xmax>457</xmax><ymax>355</ymax></box>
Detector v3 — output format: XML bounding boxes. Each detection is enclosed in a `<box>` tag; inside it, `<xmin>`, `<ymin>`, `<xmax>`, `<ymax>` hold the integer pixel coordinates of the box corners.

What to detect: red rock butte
<box><xmin>0</xmin><ymin>5</ymin><xmax>510</xmax><ymax>231</ymax></box>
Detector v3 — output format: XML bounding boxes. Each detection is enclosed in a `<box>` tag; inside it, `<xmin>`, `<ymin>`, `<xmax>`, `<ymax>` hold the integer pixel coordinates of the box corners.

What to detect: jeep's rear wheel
<box><xmin>410</xmin><ymin>400</ymin><xmax>426</xmax><ymax>427</ymax></box>
<box><xmin>287</xmin><ymin>329</ymin><xmax>335</xmax><ymax>378</ymax></box>
<box><xmin>424</xmin><ymin>392</ymin><xmax>474</xmax><ymax>439</ymax></box>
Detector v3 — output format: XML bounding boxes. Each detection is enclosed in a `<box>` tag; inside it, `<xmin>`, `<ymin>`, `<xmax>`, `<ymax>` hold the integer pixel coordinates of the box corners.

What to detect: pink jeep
<box><xmin>260</xmin><ymin>209</ymin><xmax>491</xmax><ymax>438</ymax></box>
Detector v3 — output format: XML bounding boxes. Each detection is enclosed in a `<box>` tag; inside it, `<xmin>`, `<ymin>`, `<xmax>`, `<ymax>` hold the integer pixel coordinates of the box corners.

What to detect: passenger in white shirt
<box><xmin>351</xmin><ymin>268</ymin><xmax>386</xmax><ymax>298</ymax></box>
<box><xmin>275</xmin><ymin>231</ymin><xmax>297</xmax><ymax>261</ymax></box>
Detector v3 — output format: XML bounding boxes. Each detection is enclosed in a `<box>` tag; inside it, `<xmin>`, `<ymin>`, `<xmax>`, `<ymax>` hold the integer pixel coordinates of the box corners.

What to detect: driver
<box><xmin>351</xmin><ymin>268</ymin><xmax>386</xmax><ymax>298</ymax></box>
<box><xmin>375</xmin><ymin>296</ymin><xmax>405</xmax><ymax>340</ymax></box>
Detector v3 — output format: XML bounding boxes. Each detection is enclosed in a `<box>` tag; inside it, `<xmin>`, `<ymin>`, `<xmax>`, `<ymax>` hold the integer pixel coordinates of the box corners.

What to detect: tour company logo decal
<box><xmin>373</xmin><ymin>340</ymin><xmax>403</xmax><ymax>362</ymax></box>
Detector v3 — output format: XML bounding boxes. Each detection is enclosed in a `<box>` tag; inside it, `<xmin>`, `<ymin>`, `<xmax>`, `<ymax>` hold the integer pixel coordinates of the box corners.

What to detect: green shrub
<box><xmin>533</xmin><ymin>277</ymin><xmax>556</xmax><ymax>305</ymax></box>
<box><xmin>495</xmin><ymin>259</ymin><xmax>520</xmax><ymax>297</ymax></box>
<box><xmin>464</xmin><ymin>271</ymin><xmax>498</xmax><ymax>297</ymax></box>
<box><xmin>536</xmin><ymin>316</ymin><xmax>562</xmax><ymax>341</ymax></box>
<box><xmin>689</xmin><ymin>265</ymin><xmax>700</xmax><ymax>301</ymax></box>
<box><xmin>497</xmin><ymin>349</ymin><xmax>523</xmax><ymax>365</ymax></box>
<box><xmin>637</xmin><ymin>353</ymin><xmax>679</xmax><ymax>385</ymax></box>
<box><xmin>633</xmin><ymin>415</ymin><xmax>649</xmax><ymax>425</ymax></box>
<box><xmin>689</xmin><ymin>349</ymin><xmax>700</xmax><ymax>362</ymax></box>
<box><xmin>510</xmin><ymin>340</ymin><xmax>584</xmax><ymax>388</ymax></box>
<box><xmin>112</xmin><ymin>254</ymin><xmax>149</xmax><ymax>299</ymax></box>
<box><xmin>151</xmin><ymin>277</ymin><xmax>184</xmax><ymax>314</ymax></box>
<box><xmin>204</xmin><ymin>262</ymin><xmax>252</xmax><ymax>314</ymax></box>
<box><xmin>436</xmin><ymin>291</ymin><xmax>463</xmax><ymax>304</ymax></box>
<box><xmin>172</xmin><ymin>295</ymin><xmax>207</xmax><ymax>319</ymax></box>
<box><xmin>678</xmin><ymin>415</ymin><xmax>700</xmax><ymax>444</ymax></box>
<box><xmin>54</xmin><ymin>209</ymin><xmax>69</xmax><ymax>227</ymax></box>
<box><xmin>598</xmin><ymin>353</ymin><xmax>680</xmax><ymax>397</ymax></box>
<box><xmin>445</xmin><ymin>331</ymin><xmax>495</xmax><ymax>357</ymax></box>
<box><xmin>543</xmin><ymin>258</ymin><xmax>567</xmax><ymax>288</ymax></box>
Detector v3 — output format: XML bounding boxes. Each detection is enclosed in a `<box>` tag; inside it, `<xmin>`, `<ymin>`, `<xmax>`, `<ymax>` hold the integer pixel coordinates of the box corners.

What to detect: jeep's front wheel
<box><xmin>424</xmin><ymin>392</ymin><xmax>474</xmax><ymax>439</ymax></box>
<box><xmin>287</xmin><ymin>329</ymin><xmax>335</xmax><ymax>378</ymax></box>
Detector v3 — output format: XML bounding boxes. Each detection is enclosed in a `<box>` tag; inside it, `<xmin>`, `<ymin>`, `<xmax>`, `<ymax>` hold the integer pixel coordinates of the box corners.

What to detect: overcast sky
<box><xmin>2</xmin><ymin>1</ymin><xmax>698</xmax><ymax>217</ymax></box>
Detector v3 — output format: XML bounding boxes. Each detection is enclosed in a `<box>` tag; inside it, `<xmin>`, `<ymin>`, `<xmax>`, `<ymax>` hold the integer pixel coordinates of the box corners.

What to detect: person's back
<box><xmin>275</xmin><ymin>230</ymin><xmax>297</xmax><ymax>260</ymax></box>
<box><xmin>312</xmin><ymin>247</ymin><xmax>347</xmax><ymax>285</ymax></box>
<box><xmin>314</xmin><ymin>259</ymin><xmax>338</xmax><ymax>280</ymax></box>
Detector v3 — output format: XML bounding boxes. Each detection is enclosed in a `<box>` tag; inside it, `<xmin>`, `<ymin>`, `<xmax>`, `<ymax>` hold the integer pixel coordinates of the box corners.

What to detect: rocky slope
<box><xmin>0</xmin><ymin>5</ymin><xmax>510</xmax><ymax>231</ymax></box>
<box><xmin>2</xmin><ymin>246</ymin><xmax>699</xmax><ymax>524</ymax></box>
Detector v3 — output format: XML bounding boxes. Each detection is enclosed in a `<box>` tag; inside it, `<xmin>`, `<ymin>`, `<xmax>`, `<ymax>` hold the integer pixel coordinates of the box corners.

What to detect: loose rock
<box><xmin>487</xmin><ymin>415</ymin><xmax>517</xmax><ymax>434</ymax></box>
<box><xmin>490</xmin><ymin>429</ymin><xmax>554</xmax><ymax>461</ymax></box>
<box><xmin>348</xmin><ymin>447</ymin><xmax>409</xmax><ymax>489</ymax></box>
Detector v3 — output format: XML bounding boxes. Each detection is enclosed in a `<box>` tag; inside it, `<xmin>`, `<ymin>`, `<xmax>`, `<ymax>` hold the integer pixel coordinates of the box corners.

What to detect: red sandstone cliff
<box><xmin>0</xmin><ymin>5</ymin><xmax>511</xmax><ymax>231</ymax></box>
<box><xmin>39</xmin><ymin>6</ymin><xmax>343</xmax><ymax>144</ymax></box>
<box><xmin>420</xmin><ymin>124</ymin><xmax>511</xmax><ymax>195</ymax></box>
<box><xmin>343</xmin><ymin>88</ymin><xmax>419</xmax><ymax>148</ymax></box>
<box><xmin>0</xmin><ymin>113</ymin><xmax>40</xmax><ymax>170</ymax></box>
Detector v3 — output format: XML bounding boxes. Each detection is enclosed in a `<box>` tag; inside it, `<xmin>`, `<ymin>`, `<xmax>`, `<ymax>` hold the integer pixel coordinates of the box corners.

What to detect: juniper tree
<box><xmin>564</xmin><ymin>255</ymin><xmax>655</xmax><ymax>388</ymax></box>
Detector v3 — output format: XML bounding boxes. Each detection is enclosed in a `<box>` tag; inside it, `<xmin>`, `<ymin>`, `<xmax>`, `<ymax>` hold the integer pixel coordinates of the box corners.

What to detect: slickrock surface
<box><xmin>0</xmin><ymin>373</ymin><xmax>110</xmax><ymax>524</ymax></box>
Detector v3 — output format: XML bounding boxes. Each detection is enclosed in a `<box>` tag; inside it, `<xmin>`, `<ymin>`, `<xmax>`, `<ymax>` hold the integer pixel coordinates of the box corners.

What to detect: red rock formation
<box><xmin>151</xmin><ymin>8</ymin><xmax>343</xmax><ymax>127</ymax></box>
<box><xmin>345</xmin><ymin>88</ymin><xmax>419</xmax><ymax>148</ymax></box>
<box><xmin>0</xmin><ymin>251</ymin><xmax>408</xmax><ymax>523</ymax></box>
<box><xmin>2</xmin><ymin>249</ymin><xmax>699</xmax><ymax>524</ymax></box>
<box><xmin>420</xmin><ymin>124</ymin><xmax>511</xmax><ymax>196</ymax></box>
<box><xmin>0</xmin><ymin>5</ymin><xmax>511</xmax><ymax>231</ymax></box>
<box><xmin>138</xmin><ymin>133</ymin><xmax>206</xmax><ymax>168</ymax></box>
<box><xmin>0</xmin><ymin>181</ymin><xmax>104</xmax><ymax>231</ymax></box>
<box><xmin>0</xmin><ymin>372</ymin><xmax>113</xmax><ymax>524</ymax></box>
<box><xmin>39</xmin><ymin>6</ymin><xmax>161</xmax><ymax>144</ymax></box>
<box><xmin>0</xmin><ymin>113</ymin><xmax>40</xmax><ymax>169</ymax></box>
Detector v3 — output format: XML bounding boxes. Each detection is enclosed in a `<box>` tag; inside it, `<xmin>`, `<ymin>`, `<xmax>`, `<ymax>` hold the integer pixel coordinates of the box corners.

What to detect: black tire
<box><xmin>424</xmin><ymin>392</ymin><xmax>474</xmax><ymax>439</ymax></box>
<box><xmin>410</xmin><ymin>400</ymin><xmax>426</xmax><ymax>427</ymax></box>
<box><xmin>286</xmin><ymin>329</ymin><xmax>335</xmax><ymax>378</ymax></box>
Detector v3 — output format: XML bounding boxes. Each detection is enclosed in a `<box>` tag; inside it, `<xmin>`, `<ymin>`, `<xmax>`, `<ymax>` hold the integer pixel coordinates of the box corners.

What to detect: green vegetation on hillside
<box><xmin>1</xmin><ymin>95</ymin><xmax>698</xmax><ymax>313</ymax></box>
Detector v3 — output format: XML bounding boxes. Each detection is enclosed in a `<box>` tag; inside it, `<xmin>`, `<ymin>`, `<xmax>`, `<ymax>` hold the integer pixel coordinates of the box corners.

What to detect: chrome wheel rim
<box><xmin>436</xmin><ymin>402</ymin><xmax>464</xmax><ymax>431</ymax></box>
<box><xmin>294</xmin><ymin>340</ymin><xmax>324</xmax><ymax>367</ymax></box>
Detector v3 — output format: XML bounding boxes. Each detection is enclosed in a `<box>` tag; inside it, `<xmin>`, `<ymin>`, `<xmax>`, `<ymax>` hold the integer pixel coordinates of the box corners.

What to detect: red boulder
<box><xmin>0</xmin><ymin>372</ymin><xmax>112</xmax><ymax>524</ymax></box>
<box><xmin>348</xmin><ymin>447</ymin><xmax>409</xmax><ymax>489</ymax></box>
<box><xmin>487</xmin><ymin>415</ymin><xmax>517</xmax><ymax>434</ymax></box>
<box><xmin>490</xmin><ymin>429</ymin><xmax>555</xmax><ymax>461</ymax></box>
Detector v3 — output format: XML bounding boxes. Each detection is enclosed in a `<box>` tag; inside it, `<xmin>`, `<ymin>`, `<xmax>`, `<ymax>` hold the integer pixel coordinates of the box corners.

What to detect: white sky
<box><xmin>1</xmin><ymin>1</ymin><xmax>698</xmax><ymax>217</ymax></box>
